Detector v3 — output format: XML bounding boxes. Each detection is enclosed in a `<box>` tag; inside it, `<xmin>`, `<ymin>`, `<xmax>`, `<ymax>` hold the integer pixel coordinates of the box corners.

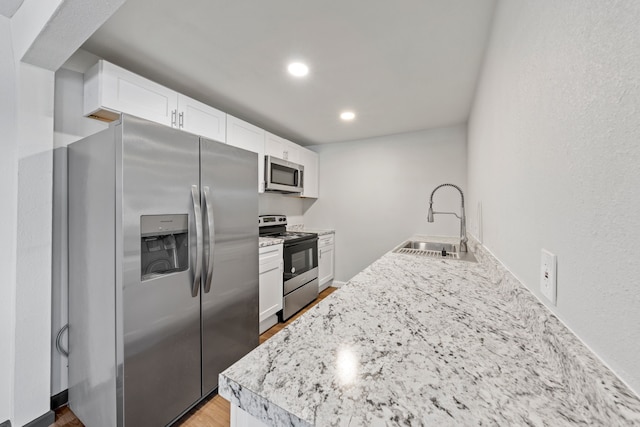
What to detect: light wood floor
<box><xmin>52</xmin><ymin>286</ymin><xmax>337</xmax><ymax>427</ymax></box>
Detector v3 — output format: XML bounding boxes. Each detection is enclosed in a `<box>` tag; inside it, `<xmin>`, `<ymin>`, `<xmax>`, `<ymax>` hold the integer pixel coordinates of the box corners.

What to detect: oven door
<box><xmin>283</xmin><ymin>237</ymin><xmax>318</xmax><ymax>294</ymax></box>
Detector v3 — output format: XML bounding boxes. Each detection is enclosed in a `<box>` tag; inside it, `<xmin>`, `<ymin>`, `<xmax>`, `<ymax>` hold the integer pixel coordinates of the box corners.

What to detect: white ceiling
<box><xmin>82</xmin><ymin>0</ymin><xmax>496</xmax><ymax>145</ymax></box>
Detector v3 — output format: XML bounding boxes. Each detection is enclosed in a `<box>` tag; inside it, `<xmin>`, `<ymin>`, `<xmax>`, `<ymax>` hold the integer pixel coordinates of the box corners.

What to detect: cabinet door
<box><xmin>178</xmin><ymin>94</ymin><xmax>226</xmax><ymax>143</ymax></box>
<box><xmin>318</xmin><ymin>235</ymin><xmax>335</xmax><ymax>288</ymax></box>
<box><xmin>265</xmin><ymin>132</ymin><xmax>286</xmax><ymax>159</ymax></box>
<box><xmin>265</xmin><ymin>132</ymin><xmax>299</xmax><ymax>163</ymax></box>
<box><xmin>227</xmin><ymin>115</ymin><xmax>266</xmax><ymax>192</ymax></box>
<box><xmin>259</xmin><ymin>245</ymin><xmax>283</xmax><ymax>322</ymax></box>
<box><xmin>298</xmin><ymin>147</ymin><xmax>319</xmax><ymax>198</ymax></box>
<box><xmin>283</xmin><ymin>140</ymin><xmax>299</xmax><ymax>164</ymax></box>
<box><xmin>84</xmin><ymin>60</ymin><xmax>178</xmax><ymax>126</ymax></box>
<box><xmin>319</xmin><ymin>246</ymin><xmax>335</xmax><ymax>287</ymax></box>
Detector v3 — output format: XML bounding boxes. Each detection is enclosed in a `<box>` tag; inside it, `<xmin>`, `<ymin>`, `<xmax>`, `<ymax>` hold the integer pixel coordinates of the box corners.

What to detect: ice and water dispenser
<box><xmin>140</xmin><ymin>214</ymin><xmax>189</xmax><ymax>281</ymax></box>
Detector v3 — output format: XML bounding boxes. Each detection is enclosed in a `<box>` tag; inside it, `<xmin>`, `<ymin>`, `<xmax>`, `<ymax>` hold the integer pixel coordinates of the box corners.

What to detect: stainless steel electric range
<box><xmin>259</xmin><ymin>215</ymin><xmax>319</xmax><ymax>321</ymax></box>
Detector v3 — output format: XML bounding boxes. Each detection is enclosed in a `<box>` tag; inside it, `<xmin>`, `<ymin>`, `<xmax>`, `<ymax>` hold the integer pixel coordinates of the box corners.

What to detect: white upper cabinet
<box><xmin>84</xmin><ymin>60</ymin><xmax>177</xmax><ymax>126</ymax></box>
<box><xmin>83</xmin><ymin>60</ymin><xmax>226</xmax><ymax>142</ymax></box>
<box><xmin>265</xmin><ymin>132</ymin><xmax>299</xmax><ymax>163</ymax></box>
<box><xmin>177</xmin><ymin>94</ymin><xmax>226</xmax><ymax>143</ymax></box>
<box><xmin>226</xmin><ymin>115</ymin><xmax>266</xmax><ymax>193</ymax></box>
<box><xmin>84</xmin><ymin>60</ymin><xmax>319</xmax><ymax>197</ymax></box>
<box><xmin>298</xmin><ymin>146</ymin><xmax>319</xmax><ymax>198</ymax></box>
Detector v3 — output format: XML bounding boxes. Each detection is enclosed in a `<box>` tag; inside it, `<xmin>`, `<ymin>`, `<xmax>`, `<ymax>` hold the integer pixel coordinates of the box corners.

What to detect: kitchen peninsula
<box><xmin>220</xmin><ymin>237</ymin><xmax>640</xmax><ymax>426</ymax></box>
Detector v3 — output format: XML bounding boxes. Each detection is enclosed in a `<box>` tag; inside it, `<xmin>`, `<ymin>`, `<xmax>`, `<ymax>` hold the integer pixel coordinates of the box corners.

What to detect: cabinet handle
<box><xmin>171</xmin><ymin>110</ymin><xmax>177</xmax><ymax>127</ymax></box>
<box><xmin>179</xmin><ymin>112</ymin><xmax>184</xmax><ymax>128</ymax></box>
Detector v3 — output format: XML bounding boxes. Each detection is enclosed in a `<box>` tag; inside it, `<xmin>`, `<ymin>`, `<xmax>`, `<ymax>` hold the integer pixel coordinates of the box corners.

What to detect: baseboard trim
<box><xmin>332</xmin><ymin>280</ymin><xmax>347</xmax><ymax>288</ymax></box>
<box><xmin>23</xmin><ymin>410</ymin><xmax>54</xmax><ymax>427</ymax></box>
<box><xmin>51</xmin><ymin>389</ymin><xmax>69</xmax><ymax>410</ymax></box>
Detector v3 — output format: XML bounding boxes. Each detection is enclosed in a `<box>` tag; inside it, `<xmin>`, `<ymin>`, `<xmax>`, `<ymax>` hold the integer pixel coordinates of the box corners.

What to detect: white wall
<box><xmin>51</xmin><ymin>67</ymin><xmax>108</xmax><ymax>396</ymax></box>
<box><xmin>0</xmin><ymin>35</ymin><xmax>56</xmax><ymax>427</ymax></box>
<box><xmin>2</xmin><ymin>1</ymin><xmax>122</xmax><ymax>425</ymax></box>
<box><xmin>0</xmin><ymin>15</ymin><xmax>18</xmax><ymax>426</ymax></box>
<box><xmin>304</xmin><ymin>125</ymin><xmax>467</xmax><ymax>282</ymax></box>
<box><xmin>13</xmin><ymin>62</ymin><xmax>55</xmax><ymax>427</ymax></box>
<box><xmin>259</xmin><ymin>193</ymin><xmax>305</xmax><ymax>226</ymax></box>
<box><xmin>467</xmin><ymin>1</ymin><xmax>640</xmax><ymax>394</ymax></box>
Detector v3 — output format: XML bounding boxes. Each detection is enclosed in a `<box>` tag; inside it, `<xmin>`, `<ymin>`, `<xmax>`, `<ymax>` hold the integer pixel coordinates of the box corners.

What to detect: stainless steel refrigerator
<box><xmin>68</xmin><ymin>114</ymin><xmax>258</xmax><ymax>427</ymax></box>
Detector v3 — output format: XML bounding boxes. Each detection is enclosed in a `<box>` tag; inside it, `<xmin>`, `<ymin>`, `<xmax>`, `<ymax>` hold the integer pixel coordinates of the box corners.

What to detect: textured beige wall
<box><xmin>467</xmin><ymin>0</ymin><xmax>640</xmax><ymax>394</ymax></box>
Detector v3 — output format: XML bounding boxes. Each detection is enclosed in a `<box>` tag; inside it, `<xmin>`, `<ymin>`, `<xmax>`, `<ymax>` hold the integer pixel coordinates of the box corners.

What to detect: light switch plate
<box><xmin>540</xmin><ymin>249</ymin><xmax>557</xmax><ymax>305</ymax></box>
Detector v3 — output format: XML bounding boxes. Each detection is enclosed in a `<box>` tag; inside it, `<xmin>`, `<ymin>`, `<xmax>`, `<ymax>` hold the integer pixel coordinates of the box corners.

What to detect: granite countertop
<box><xmin>222</xmin><ymin>236</ymin><xmax>640</xmax><ymax>426</ymax></box>
<box><xmin>305</xmin><ymin>229</ymin><xmax>335</xmax><ymax>236</ymax></box>
<box><xmin>286</xmin><ymin>224</ymin><xmax>335</xmax><ymax>236</ymax></box>
<box><xmin>259</xmin><ymin>236</ymin><xmax>284</xmax><ymax>248</ymax></box>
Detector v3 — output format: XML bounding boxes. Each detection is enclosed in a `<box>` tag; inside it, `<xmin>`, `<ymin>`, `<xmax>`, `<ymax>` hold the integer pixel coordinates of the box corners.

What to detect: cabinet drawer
<box><xmin>318</xmin><ymin>234</ymin><xmax>334</xmax><ymax>247</ymax></box>
<box><xmin>259</xmin><ymin>245</ymin><xmax>282</xmax><ymax>274</ymax></box>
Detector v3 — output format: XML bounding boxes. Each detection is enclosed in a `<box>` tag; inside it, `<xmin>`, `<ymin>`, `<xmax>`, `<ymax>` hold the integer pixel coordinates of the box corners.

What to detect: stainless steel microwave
<box><xmin>264</xmin><ymin>155</ymin><xmax>304</xmax><ymax>193</ymax></box>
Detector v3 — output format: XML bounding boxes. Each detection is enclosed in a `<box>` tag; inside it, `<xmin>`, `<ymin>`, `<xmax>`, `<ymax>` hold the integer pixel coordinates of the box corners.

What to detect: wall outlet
<box><xmin>540</xmin><ymin>249</ymin><xmax>557</xmax><ymax>305</ymax></box>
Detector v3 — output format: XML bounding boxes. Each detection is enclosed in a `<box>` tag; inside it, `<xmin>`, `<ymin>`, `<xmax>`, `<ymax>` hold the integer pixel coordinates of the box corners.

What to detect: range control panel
<box><xmin>259</xmin><ymin>215</ymin><xmax>287</xmax><ymax>227</ymax></box>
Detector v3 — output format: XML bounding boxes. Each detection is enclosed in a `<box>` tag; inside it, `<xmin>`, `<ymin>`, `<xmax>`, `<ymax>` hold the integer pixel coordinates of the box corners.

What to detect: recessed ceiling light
<box><xmin>287</xmin><ymin>62</ymin><xmax>309</xmax><ymax>77</ymax></box>
<box><xmin>340</xmin><ymin>111</ymin><xmax>356</xmax><ymax>121</ymax></box>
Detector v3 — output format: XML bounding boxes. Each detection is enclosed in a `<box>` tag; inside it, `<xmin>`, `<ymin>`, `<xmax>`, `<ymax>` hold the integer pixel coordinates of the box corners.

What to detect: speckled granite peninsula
<box><xmin>220</xmin><ymin>237</ymin><xmax>640</xmax><ymax>426</ymax></box>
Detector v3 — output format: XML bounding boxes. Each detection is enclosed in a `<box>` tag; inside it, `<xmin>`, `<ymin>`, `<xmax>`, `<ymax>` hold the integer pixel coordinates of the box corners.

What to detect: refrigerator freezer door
<box><xmin>119</xmin><ymin>115</ymin><xmax>202</xmax><ymax>427</ymax></box>
<box><xmin>200</xmin><ymin>138</ymin><xmax>259</xmax><ymax>394</ymax></box>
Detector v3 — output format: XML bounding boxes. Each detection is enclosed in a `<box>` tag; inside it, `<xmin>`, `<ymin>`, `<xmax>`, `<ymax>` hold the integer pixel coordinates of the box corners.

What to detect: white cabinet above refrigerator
<box><xmin>84</xmin><ymin>60</ymin><xmax>226</xmax><ymax>142</ymax></box>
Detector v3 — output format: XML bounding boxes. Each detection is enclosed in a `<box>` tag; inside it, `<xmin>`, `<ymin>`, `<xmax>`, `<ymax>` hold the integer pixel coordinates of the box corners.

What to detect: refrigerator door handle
<box><xmin>203</xmin><ymin>186</ymin><xmax>215</xmax><ymax>293</ymax></box>
<box><xmin>191</xmin><ymin>185</ymin><xmax>203</xmax><ymax>297</ymax></box>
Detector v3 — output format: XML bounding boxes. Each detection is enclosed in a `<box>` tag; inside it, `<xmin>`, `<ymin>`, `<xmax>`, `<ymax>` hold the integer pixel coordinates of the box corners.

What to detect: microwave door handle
<box><xmin>191</xmin><ymin>185</ymin><xmax>203</xmax><ymax>298</ymax></box>
<box><xmin>203</xmin><ymin>186</ymin><xmax>215</xmax><ymax>293</ymax></box>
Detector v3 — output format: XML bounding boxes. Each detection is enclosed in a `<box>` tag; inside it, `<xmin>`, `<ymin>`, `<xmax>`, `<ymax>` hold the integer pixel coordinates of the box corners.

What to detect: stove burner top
<box><xmin>266</xmin><ymin>231</ymin><xmax>317</xmax><ymax>243</ymax></box>
<box><xmin>258</xmin><ymin>215</ymin><xmax>318</xmax><ymax>244</ymax></box>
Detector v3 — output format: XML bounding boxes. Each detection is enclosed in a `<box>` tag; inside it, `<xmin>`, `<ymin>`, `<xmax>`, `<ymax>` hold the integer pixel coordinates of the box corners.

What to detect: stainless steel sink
<box><xmin>393</xmin><ymin>240</ymin><xmax>477</xmax><ymax>262</ymax></box>
<box><xmin>401</xmin><ymin>241</ymin><xmax>458</xmax><ymax>252</ymax></box>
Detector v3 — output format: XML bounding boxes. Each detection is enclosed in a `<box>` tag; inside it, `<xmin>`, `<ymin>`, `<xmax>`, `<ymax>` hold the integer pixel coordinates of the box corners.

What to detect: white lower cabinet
<box><xmin>318</xmin><ymin>234</ymin><xmax>335</xmax><ymax>291</ymax></box>
<box><xmin>259</xmin><ymin>244</ymin><xmax>283</xmax><ymax>334</ymax></box>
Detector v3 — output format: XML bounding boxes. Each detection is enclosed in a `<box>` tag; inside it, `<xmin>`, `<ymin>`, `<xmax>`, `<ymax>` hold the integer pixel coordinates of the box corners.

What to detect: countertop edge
<box><xmin>219</xmin><ymin>372</ymin><xmax>312</xmax><ymax>427</ymax></box>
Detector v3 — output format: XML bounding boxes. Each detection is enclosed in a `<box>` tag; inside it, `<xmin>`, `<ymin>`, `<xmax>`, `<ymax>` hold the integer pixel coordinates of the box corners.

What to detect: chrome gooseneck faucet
<box><xmin>427</xmin><ymin>183</ymin><xmax>468</xmax><ymax>252</ymax></box>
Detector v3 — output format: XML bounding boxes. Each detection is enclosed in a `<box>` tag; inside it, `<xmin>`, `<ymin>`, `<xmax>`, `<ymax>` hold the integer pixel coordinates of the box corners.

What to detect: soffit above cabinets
<box><xmin>81</xmin><ymin>0</ymin><xmax>496</xmax><ymax>145</ymax></box>
<box><xmin>0</xmin><ymin>0</ymin><xmax>24</xmax><ymax>18</ymax></box>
